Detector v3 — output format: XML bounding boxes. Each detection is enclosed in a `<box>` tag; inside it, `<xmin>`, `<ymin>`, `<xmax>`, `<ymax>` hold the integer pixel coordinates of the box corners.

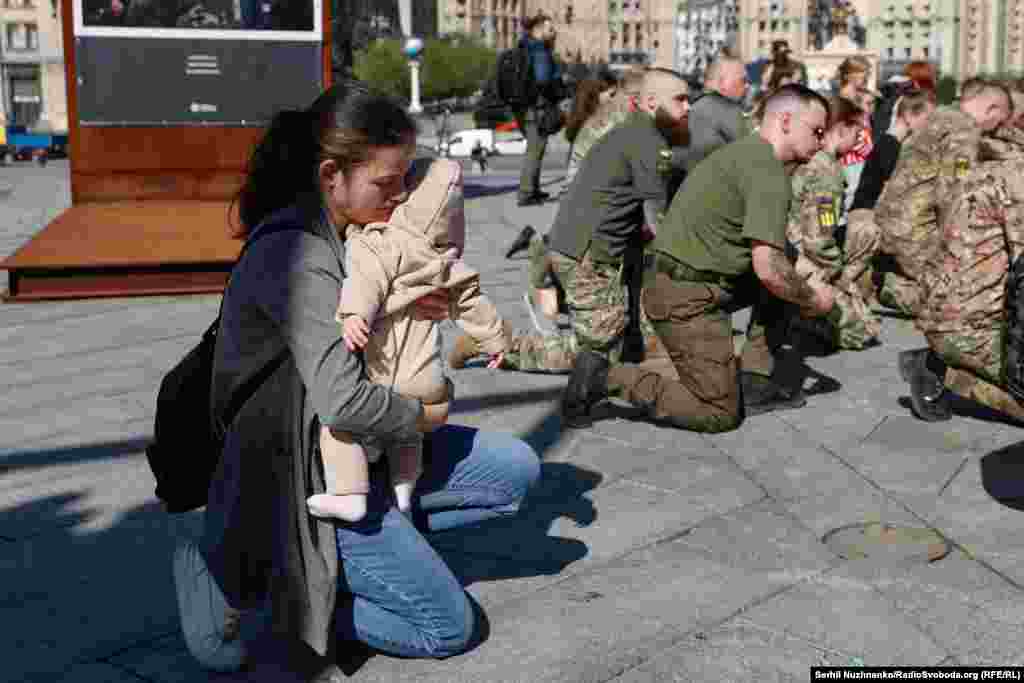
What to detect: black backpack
<box><xmin>495</xmin><ymin>45</ymin><xmax>536</xmax><ymax>110</ymax></box>
<box><xmin>145</xmin><ymin>224</ymin><xmax>299</xmax><ymax>512</ymax></box>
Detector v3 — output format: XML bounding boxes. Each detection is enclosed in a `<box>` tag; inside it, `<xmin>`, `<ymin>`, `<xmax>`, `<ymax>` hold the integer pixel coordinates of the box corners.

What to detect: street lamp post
<box><xmin>403</xmin><ymin>37</ymin><xmax>424</xmax><ymax>115</ymax></box>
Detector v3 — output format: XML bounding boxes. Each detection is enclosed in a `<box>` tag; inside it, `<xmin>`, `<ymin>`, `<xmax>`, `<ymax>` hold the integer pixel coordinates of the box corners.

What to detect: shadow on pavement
<box><xmin>0</xmin><ymin>436</ymin><xmax>152</xmax><ymax>476</ymax></box>
<box><xmin>449</xmin><ymin>386</ymin><xmax>565</xmax><ymax>417</ymax></box>
<box><xmin>464</xmin><ymin>181</ymin><xmax>518</xmax><ymax>199</ymax></box>
<box><xmin>896</xmin><ymin>395</ymin><xmax>1024</xmax><ymax>427</ymax></box>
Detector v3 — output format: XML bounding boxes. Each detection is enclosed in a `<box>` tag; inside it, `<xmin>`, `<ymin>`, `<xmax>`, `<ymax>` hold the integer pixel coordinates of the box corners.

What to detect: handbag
<box><xmin>145</xmin><ymin>224</ymin><xmax>297</xmax><ymax>512</ymax></box>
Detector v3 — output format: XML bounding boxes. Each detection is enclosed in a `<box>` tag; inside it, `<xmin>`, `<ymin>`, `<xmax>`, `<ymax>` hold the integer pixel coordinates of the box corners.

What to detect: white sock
<box><xmin>306</xmin><ymin>493</ymin><xmax>368</xmax><ymax>522</ymax></box>
<box><xmin>393</xmin><ymin>481</ymin><xmax>416</xmax><ymax>516</ymax></box>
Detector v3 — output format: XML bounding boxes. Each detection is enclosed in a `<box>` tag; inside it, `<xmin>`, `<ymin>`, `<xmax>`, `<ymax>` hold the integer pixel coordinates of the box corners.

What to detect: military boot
<box><xmin>448</xmin><ymin>335</ymin><xmax>481</xmax><ymax>369</ymax></box>
<box><xmin>741</xmin><ymin>371</ymin><xmax>807</xmax><ymax>416</ymax></box>
<box><xmin>789</xmin><ymin>313</ymin><xmax>840</xmax><ymax>355</ymax></box>
<box><xmin>906</xmin><ymin>349</ymin><xmax>952</xmax><ymax>422</ymax></box>
<box><xmin>562</xmin><ymin>351</ymin><xmax>610</xmax><ymax>428</ymax></box>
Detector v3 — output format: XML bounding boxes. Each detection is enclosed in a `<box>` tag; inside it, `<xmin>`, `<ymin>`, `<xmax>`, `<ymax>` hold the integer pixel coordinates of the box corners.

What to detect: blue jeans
<box><xmin>333</xmin><ymin>425</ymin><xmax>540</xmax><ymax>658</ymax></box>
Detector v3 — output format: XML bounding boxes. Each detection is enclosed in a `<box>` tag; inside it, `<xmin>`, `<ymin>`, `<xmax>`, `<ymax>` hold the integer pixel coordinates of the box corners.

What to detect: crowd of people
<box><xmin>490</xmin><ymin>39</ymin><xmax>1024</xmax><ymax>433</ymax></box>
<box><xmin>166</xmin><ymin>11</ymin><xmax>1024</xmax><ymax>681</ymax></box>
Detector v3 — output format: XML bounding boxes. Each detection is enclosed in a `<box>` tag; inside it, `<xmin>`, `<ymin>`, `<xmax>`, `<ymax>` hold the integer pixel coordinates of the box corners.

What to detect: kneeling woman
<box><xmin>172</xmin><ymin>81</ymin><xmax>540</xmax><ymax>676</ymax></box>
<box><xmin>787</xmin><ymin>95</ymin><xmax>882</xmax><ymax>351</ymax></box>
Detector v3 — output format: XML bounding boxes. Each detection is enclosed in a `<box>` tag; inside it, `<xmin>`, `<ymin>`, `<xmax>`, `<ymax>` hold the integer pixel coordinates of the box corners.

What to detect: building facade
<box><xmin>673</xmin><ymin>1</ymin><xmax>740</xmax><ymax>79</ymax></box>
<box><xmin>735</xmin><ymin>1</ymin><xmax>1024</xmax><ymax>87</ymax></box>
<box><xmin>0</xmin><ymin>0</ymin><xmax>66</xmax><ymax>131</ymax></box>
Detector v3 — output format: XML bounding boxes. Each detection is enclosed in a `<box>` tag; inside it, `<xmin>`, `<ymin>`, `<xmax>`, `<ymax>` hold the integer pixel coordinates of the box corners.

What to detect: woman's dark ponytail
<box><xmin>235</xmin><ymin>108</ymin><xmax>320</xmax><ymax>235</ymax></box>
<box><xmin>234</xmin><ymin>80</ymin><xmax>416</xmax><ymax>235</ymax></box>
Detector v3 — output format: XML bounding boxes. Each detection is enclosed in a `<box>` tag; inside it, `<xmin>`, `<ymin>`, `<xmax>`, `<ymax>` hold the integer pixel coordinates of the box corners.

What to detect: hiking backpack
<box><xmin>495</xmin><ymin>46</ymin><xmax>536</xmax><ymax>110</ymax></box>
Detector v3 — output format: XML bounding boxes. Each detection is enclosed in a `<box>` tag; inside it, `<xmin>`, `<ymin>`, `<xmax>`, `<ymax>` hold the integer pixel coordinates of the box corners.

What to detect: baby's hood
<box><xmin>390</xmin><ymin>157</ymin><xmax>466</xmax><ymax>255</ymax></box>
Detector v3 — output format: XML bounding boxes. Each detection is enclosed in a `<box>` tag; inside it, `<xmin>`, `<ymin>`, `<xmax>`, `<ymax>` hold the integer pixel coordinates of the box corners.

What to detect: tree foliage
<box><xmin>352</xmin><ymin>36</ymin><xmax>498</xmax><ymax>102</ymax></box>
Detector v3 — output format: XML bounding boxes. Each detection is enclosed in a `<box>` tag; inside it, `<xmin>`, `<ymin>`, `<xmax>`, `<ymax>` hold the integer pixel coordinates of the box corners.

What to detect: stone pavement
<box><xmin>4</xmin><ymin>159</ymin><xmax>1024</xmax><ymax>683</ymax></box>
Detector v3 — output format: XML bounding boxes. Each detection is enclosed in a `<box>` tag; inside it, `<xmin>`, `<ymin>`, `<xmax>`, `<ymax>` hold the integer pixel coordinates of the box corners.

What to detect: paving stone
<box><xmin>590</xmin><ymin>417</ymin><xmax>713</xmax><ymax>454</ymax></box>
<box><xmin>109</xmin><ymin>632</ymin><xmax>233</xmax><ymax>683</ymax></box>
<box><xmin>707</xmin><ymin>415</ymin><xmax>867</xmax><ymax>502</ymax></box>
<box><xmin>351</xmin><ymin>536</ymin><xmax>812</xmax><ymax>683</ymax></box>
<box><xmin>741</xmin><ymin>565</ymin><xmax>948</xmax><ymax>665</ymax></box>
<box><xmin>37</xmin><ymin>661</ymin><xmax>148</xmax><ymax>683</ymax></box>
<box><xmin>924</xmin><ymin>456</ymin><xmax>1024</xmax><ymax>581</ymax></box>
<box><xmin>0</xmin><ymin>450</ymin><xmax>159</xmax><ymax>538</ymax></box>
<box><xmin>607</xmin><ymin>620</ymin><xmax>863</xmax><ymax>682</ymax></box>
<box><xmin>0</xmin><ymin>392</ymin><xmax>153</xmax><ymax>449</ymax></box>
<box><xmin>676</xmin><ymin>499</ymin><xmax>835</xmax><ymax>580</ymax></box>
<box><xmin>2</xmin><ymin>336</ymin><xmax>192</xmax><ymax>391</ymax></box>
<box><xmin>0</xmin><ymin>303</ymin><xmax>218</xmax><ymax>366</ymax></box>
<box><xmin>838</xmin><ymin>550</ymin><xmax>1024</xmax><ymax>665</ymax></box>
<box><xmin>0</xmin><ymin>364</ymin><xmax>160</xmax><ymax>416</ymax></box>
<box><xmin>781</xmin><ymin>474</ymin><xmax>923</xmax><ymax>541</ymax></box>
<box><xmin>0</xmin><ymin>508</ymin><xmax>197</xmax><ymax>682</ymax></box>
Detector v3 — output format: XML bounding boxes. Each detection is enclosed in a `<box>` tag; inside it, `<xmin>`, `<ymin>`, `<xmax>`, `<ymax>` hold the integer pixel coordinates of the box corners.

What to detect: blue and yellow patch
<box><xmin>816</xmin><ymin>194</ymin><xmax>837</xmax><ymax>228</ymax></box>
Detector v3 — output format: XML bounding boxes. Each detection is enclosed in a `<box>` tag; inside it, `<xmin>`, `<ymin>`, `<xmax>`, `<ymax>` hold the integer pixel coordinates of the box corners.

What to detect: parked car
<box><xmin>444</xmin><ymin>128</ymin><xmax>527</xmax><ymax>157</ymax></box>
<box><xmin>6</xmin><ymin>126</ymin><xmax>69</xmax><ymax>162</ymax></box>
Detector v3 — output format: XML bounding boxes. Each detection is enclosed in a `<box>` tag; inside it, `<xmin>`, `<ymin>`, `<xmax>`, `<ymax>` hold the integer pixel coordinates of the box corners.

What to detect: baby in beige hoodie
<box><xmin>308</xmin><ymin>158</ymin><xmax>512</xmax><ymax>522</ymax></box>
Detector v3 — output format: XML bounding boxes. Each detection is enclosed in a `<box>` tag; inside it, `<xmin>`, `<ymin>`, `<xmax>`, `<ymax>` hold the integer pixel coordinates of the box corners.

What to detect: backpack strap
<box><xmin>211</xmin><ymin>215</ymin><xmax>332</xmax><ymax>437</ymax></box>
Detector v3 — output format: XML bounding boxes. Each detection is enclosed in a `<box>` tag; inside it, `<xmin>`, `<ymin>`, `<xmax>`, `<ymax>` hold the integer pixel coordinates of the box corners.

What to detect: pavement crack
<box><xmin>938</xmin><ymin>456</ymin><xmax>970</xmax><ymax>497</ymax></box>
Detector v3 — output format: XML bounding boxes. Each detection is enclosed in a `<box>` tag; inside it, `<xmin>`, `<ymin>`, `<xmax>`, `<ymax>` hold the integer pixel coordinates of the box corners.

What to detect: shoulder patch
<box><xmin>816</xmin><ymin>201</ymin><xmax>837</xmax><ymax>229</ymax></box>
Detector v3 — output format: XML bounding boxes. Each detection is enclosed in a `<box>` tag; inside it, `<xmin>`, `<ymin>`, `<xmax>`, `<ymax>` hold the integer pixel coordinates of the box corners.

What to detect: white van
<box><xmin>444</xmin><ymin>128</ymin><xmax>527</xmax><ymax>157</ymax></box>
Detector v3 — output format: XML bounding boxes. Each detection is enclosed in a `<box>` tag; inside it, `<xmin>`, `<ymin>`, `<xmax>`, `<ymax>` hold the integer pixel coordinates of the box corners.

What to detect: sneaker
<box><xmin>907</xmin><ymin>350</ymin><xmax>952</xmax><ymax>422</ymax></box>
<box><xmin>562</xmin><ymin>351</ymin><xmax>610</xmax><ymax>428</ymax></box>
<box><xmin>523</xmin><ymin>291</ymin><xmax>559</xmax><ymax>336</ymax></box>
<box><xmin>741</xmin><ymin>372</ymin><xmax>808</xmax><ymax>416</ymax></box>
<box><xmin>173</xmin><ymin>540</ymin><xmax>247</xmax><ymax>672</ymax></box>
<box><xmin>505</xmin><ymin>225</ymin><xmax>536</xmax><ymax>258</ymax></box>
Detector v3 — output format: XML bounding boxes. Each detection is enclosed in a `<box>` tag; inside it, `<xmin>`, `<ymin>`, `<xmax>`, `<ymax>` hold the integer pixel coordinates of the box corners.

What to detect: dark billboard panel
<box><xmin>79</xmin><ymin>0</ymin><xmax>315</xmax><ymax>33</ymax></box>
<box><xmin>74</xmin><ymin>0</ymin><xmax>323</xmax><ymax>125</ymax></box>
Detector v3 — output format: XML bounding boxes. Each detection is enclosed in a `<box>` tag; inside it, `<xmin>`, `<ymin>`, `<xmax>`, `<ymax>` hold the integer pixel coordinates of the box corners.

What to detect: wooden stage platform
<box><xmin>0</xmin><ymin>200</ymin><xmax>243</xmax><ymax>301</ymax></box>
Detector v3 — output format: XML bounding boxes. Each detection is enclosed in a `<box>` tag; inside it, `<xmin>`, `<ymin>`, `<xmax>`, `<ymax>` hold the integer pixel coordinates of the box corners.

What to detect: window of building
<box><xmin>5</xmin><ymin>22</ymin><xmax>38</xmax><ymax>52</ymax></box>
<box><xmin>904</xmin><ymin>46</ymin><xmax>912</xmax><ymax>58</ymax></box>
<box><xmin>887</xmin><ymin>47</ymin><xmax>894</xmax><ymax>58</ymax></box>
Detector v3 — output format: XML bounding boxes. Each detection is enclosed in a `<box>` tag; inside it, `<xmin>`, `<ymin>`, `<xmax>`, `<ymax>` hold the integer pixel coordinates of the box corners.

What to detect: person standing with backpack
<box><xmin>514</xmin><ymin>13</ymin><xmax>566</xmax><ymax>206</ymax></box>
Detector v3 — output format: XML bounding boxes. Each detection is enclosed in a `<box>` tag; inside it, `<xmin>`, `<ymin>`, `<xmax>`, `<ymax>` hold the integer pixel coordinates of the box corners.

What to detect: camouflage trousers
<box><xmin>503</xmin><ymin>250</ymin><xmax>669</xmax><ymax>374</ymax></box>
<box><xmin>925</xmin><ymin>325</ymin><xmax>1024</xmax><ymax>422</ymax></box>
<box><xmin>878</xmin><ymin>269</ymin><xmax>920</xmax><ymax>317</ymax></box>
<box><xmin>865</xmin><ymin>201</ymin><xmax>928</xmax><ymax>317</ymax></box>
<box><xmin>796</xmin><ymin>208</ymin><xmax>881</xmax><ymax>349</ymax></box>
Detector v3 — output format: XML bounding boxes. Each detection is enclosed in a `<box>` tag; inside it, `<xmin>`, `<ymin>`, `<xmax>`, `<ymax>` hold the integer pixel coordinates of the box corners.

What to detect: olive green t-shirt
<box><xmin>546</xmin><ymin>111</ymin><xmax>669</xmax><ymax>263</ymax></box>
<box><xmin>653</xmin><ymin>133</ymin><xmax>790</xmax><ymax>278</ymax></box>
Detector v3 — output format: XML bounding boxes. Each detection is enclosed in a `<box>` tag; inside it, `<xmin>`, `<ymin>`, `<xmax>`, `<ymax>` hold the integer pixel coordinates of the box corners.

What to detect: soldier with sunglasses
<box><xmin>562</xmin><ymin>85</ymin><xmax>838</xmax><ymax>433</ymax></box>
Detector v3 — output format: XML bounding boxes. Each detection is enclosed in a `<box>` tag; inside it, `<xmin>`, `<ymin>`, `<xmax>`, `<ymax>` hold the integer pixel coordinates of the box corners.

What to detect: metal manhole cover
<box><xmin>822</xmin><ymin>523</ymin><xmax>950</xmax><ymax>563</ymax></box>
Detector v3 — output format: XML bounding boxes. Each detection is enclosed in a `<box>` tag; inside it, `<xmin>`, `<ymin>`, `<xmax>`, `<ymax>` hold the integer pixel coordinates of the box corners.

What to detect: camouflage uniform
<box><xmin>917</xmin><ymin>158</ymin><xmax>1024</xmax><ymax>421</ymax></box>
<box><xmin>787</xmin><ymin>150</ymin><xmax>881</xmax><ymax>349</ymax></box>
<box><xmin>874</xmin><ymin>107</ymin><xmax>983</xmax><ymax>316</ymax></box>
<box><xmin>504</xmin><ymin>250</ymin><xmax>673</xmax><ymax>376</ymax></box>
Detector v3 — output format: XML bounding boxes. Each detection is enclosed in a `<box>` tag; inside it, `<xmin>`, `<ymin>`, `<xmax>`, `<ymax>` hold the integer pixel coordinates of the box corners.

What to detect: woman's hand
<box><xmin>411</xmin><ymin>289</ymin><xmax>451</xmax><ymax>322</ymax></box>
<box><xmin>342</xmin><ymin>316</ymin><xmax>370</xmax><ymax>352</ymax></box>
<box><xmin>487</xmin><ymin>352</ymin><xmax>505</xmax><ymax>370</ymax></box>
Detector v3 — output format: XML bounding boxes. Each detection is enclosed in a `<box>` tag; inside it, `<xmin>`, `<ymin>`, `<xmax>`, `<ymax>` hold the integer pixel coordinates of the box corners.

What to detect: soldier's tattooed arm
<box><xmin>751</xmin><ymin>241</ymin><xmax>817</xmax><ymax>308</ymax></box>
